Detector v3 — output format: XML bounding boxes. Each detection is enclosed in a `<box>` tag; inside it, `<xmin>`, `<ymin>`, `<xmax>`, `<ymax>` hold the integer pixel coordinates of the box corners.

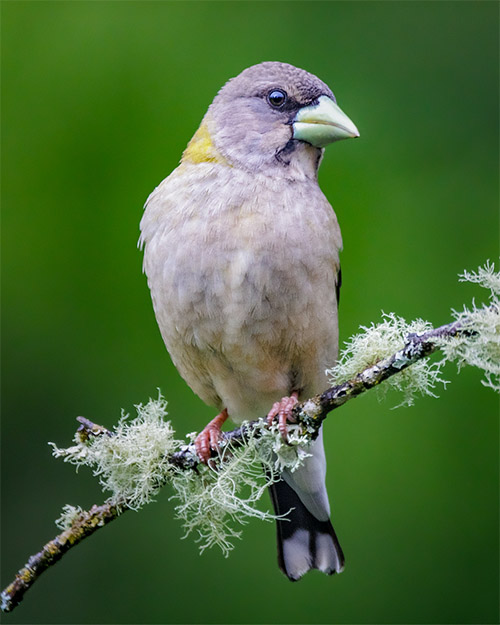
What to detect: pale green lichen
<box><xmin>327</xmin><ymin>261</ymin><xmax>500</xmax><ymax>405</ymax></box>
<box><xmin>50</xmin><ymin>393</ymin><xmax>183</xmax><ymax>510</ymax></box>
<box><xmin>170</xmin><ymin>421</ymin><xmax>312</xmax><ymax>555</ymax></box>
<box><xmin>55</xmin><ymin>504</ymin><xmax>84</xmax><ymax>530</ymax></box>
<box><xmin>327</xmin><ymin>313</ymin><xmax>447</xmax><ymax>407</ymax></box>
<box><xmin>50</xmin><ymin>395</ymin><xmax>311</xmax><ymax>554</ymax></box>
<box><xmin>436</xmin><ymin>261</ymin><xmax>500</xmax><ymax>391</ymax></box>
<box><xmin>460</xmin><ymin>260</ymin><xmax>500</xmax><ymax>295</ymax></box>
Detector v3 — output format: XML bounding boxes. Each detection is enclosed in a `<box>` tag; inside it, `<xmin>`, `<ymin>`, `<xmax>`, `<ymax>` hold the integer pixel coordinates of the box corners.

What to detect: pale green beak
<box><xmin>293</xmin><ymin>95</ymin><xmax>360</xmax><ymax>148</ymax></box>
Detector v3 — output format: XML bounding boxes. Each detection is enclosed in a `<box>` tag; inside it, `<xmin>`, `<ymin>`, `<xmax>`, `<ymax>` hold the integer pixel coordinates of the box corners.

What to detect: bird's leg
<box><xmin>194</xmin><ymin>408</ymin><xmax>228</xmax><ymax>463</ymax></box>
<box><xmin>266</xmin><ymin>391</ymin><xmax>299</xmax><ymax>441</ymax></box>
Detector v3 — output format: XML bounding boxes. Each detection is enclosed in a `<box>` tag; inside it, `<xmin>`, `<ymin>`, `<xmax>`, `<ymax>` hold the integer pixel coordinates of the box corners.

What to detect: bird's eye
<box><xmin>267</xmin><ymin>89</ymin><xmax>287</xmax><ymax>108</ymax></box>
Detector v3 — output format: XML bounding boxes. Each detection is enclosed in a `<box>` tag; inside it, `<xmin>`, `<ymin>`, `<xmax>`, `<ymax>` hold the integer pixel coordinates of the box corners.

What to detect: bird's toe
<box><xmin>267</xmin><ymin>392</ymin><xmax>299</xmax><ymax>441</ymax></box>
<box><xmin>194</xmin><ymin>409</ymin><xmax>228</xmax><ymax>463</ymax></box>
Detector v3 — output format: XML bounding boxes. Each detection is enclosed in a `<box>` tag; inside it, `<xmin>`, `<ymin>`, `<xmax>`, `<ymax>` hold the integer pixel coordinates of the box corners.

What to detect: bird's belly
<box><xmin>147</xmin><ymin>216</ymin><xmax>339</xmax><ymax>422</ymax></box>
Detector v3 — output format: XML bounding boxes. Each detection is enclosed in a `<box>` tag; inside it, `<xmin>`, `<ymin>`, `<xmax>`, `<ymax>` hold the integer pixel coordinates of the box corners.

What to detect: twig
<box><xmin>0</xmin><ymin>316</ymin><xmax>471</xmax><ymax>612</ymax></box>
<box><xmin>300</xmin><ymin>318</ymin><xmax>467</xmax><ymax>426</ymax></box>
<box><xmin>1</xmin><ymin>502</ymin><xmax>123</xmax><ymax>613</ymax></box>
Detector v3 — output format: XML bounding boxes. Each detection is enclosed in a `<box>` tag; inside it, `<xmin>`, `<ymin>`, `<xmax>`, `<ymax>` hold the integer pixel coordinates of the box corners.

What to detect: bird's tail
<box><xmin>268</xmin><ymin>478</ymin><xmax>344</xmax><ymax>581</ymax></box>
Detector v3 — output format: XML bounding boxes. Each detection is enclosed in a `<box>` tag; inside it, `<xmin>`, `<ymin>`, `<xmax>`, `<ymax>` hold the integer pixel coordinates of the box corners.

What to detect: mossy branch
<box><xmin>2</xmin><ymin>263</ymin><xmax>499</xmax><ymax>613</ymax></box>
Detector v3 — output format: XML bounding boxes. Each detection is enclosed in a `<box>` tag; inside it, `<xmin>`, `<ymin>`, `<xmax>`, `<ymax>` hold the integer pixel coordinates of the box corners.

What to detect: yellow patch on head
<box><xmin>182</xmin><ymin>122</ymin><xmax>230</xmax><ymax>166</ymax></box>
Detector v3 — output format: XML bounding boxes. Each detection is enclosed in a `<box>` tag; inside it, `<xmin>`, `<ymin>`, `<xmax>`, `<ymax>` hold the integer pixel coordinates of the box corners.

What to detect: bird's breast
<box><xmin>141</xmin><ymin>164</ymin><xmax>342</xmax><ymax>417</ymax></box>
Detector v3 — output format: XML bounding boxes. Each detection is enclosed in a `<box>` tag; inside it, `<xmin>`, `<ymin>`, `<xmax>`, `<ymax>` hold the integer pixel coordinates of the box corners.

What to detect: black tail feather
<box><xmin>269</xmin><ymin>479</ymin><xmax>344</xmax><ymax>581</ymax></box>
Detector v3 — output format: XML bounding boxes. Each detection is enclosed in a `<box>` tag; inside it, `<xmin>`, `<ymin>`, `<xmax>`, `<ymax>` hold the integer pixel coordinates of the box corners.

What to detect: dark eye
<box><xmin>267</xmin><ymin>89</ymin><xmax>287</xmax><ymax>108</ymax></box>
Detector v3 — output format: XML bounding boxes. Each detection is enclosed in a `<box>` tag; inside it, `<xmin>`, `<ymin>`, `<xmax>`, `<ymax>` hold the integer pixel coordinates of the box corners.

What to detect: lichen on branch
<box><xmin>51</xmin><ymin>394</ymin><xmax>182</xmax><ymax>511</ymax></box>
<box><xmin>171</xmin><ymin>422</ymin><xmax>312</xmax><ymax>555</ymax></box>
<box><xmin>2</xmin><ymin>261</ymin><xmax>499</xmax><ymax>613</ymax></box>
<box><xmin>438</xmin><ymin>262</ymin><xmax>500</xmax><ymax>391</ymax></box>
<box><xmin>328</xmin><ymin>260</ymin><xmax>499</xmax><ymax>403</ymax></box>
<box><xmin>50</xmin><ymin>395</ymin><xmax>313</xmax><ymax>554</ymax></box>
<box><xmin>327</xmin><ymin>313</ymin><xmax>447</xmax><ymax>407</ymax></box>
<box><xmin>47</xmin><ymin>261</ymin><xmax>500</xmax><ymax>555</ymax></box>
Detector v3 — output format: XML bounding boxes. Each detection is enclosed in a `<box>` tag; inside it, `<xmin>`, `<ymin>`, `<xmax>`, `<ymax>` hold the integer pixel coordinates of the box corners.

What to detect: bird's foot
<box><xmin>266</xmin><ymin>392</ymin><xmax>299</xmax><ymax>441</ymax></box>
<box><xmin>194</xmin><ymin>408</ymin><xmax>228</xmax><ymax>464</ymax></box>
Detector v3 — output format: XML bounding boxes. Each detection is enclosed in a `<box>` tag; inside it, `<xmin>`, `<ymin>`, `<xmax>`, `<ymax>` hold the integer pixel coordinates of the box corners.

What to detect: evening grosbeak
<box><xmin>140</xmin><ymin>62</ymin><xmax>359</xmax><ymax>580</ymax></box>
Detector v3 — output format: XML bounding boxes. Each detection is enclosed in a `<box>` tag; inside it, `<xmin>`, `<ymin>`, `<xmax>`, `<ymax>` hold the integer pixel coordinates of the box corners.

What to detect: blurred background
<box><xmin>1</xmin><ymin>2</ymin><xmax>498</xmax><ymax>623</ymax></box>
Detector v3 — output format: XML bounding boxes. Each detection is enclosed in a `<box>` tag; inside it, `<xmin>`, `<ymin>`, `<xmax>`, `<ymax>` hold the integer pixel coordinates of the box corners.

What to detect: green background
<box><xmin>1</xmin><ymin>1</ymin><xmax>498</xmax><ymax>623</ymax></box>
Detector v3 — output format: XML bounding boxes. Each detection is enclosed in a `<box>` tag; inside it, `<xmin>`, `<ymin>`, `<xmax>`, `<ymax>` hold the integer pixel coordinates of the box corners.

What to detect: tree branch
<box><xmin>0</xmin><ymin>315</ymin><xmax>476</xmax><ymax>613</ymax></box>
<box><xmin>1</xmin><ymin>502</ymin><xmax>123</xmax><ymax>613</ymax></box>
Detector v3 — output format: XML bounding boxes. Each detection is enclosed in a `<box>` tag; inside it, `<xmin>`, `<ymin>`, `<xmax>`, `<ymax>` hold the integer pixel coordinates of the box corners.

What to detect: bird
<box><xmin>139</xmin><ymin>61</ymin><xmax>359</xmax><ymax>581</ymax></box>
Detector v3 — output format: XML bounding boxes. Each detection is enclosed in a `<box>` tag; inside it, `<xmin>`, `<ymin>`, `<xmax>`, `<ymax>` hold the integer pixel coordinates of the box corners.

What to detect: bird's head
<box><xmin>182</xmin><ymin>61</ymin><xmax>359</xmax><ymax>180</ymax></box>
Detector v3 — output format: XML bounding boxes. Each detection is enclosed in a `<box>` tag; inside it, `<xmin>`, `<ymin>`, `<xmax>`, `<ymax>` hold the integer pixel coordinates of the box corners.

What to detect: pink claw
<box><xmin>266</xmin><ymin>392</ymin><xmax>299</xmax><ymax>441</ymax></box>
<box><xmin>194</xmin><ymin>409</ymin><xmax>228</xmax><ymax>463</ymax></box>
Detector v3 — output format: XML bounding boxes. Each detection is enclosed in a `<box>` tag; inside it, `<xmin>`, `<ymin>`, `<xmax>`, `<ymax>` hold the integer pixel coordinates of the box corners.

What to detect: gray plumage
<box><xmin>140</xmin><ymin>61</ymin><xmax>359</xmax><ymax>580</ymax></box>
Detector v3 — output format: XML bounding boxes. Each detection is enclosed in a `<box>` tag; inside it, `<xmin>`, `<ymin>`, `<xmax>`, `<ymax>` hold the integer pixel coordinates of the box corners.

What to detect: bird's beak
<box><xmin>293</xmin><ymin>95</ymin><xmax>360</xmax><ymax>147</ymax></box>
